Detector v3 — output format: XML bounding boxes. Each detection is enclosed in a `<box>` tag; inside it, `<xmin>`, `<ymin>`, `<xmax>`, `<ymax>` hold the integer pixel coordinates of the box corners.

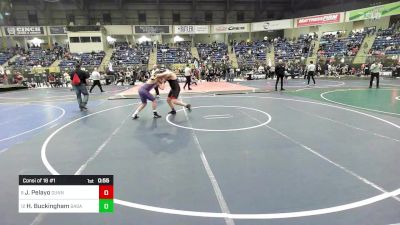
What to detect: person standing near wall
<box><xmin>0</xmin><ymin>65</ymin><xmax>6</xmax><ymax>85</ymax></box>
<box><xmin>0</xmin><ymin>65</ymin><xmax>4</xmax><ymax>79</ymax></box>
<box><xmin>34</xmin><ymin>71</ymin><xmax>41</xmax><ymax>87</ymax></box>
<box><xmin>131</xmin><ymin>68</ymin><xmax>137</xmax><ymax>85</ymax></box>
<box><xmin>70</xmin><ymin>64</ymin><xmax>90</xmax><ymax>111</ymax></box>
<box><xmin>396</xmin><ymin>62</ymin><xmax>400</xmax><ymax>77</ymax></box>
<box><xmin>228</xmin><ymin>66</ymin><xmax>235</xmax><ymax>82</ymax></box>
<box><xmin>63</xmin><ymin>70</ymin><xmax>70</xmax><ymax>88</ymax></box>
<box><xmin>369</xmin><ymin>61</ymin><xmax>382</xmax><ymax>89</ymax></box>
<box><xmin>324</xmin><ymin>62</ymin><xmax>329</xmax><ymax>76</ymax></box>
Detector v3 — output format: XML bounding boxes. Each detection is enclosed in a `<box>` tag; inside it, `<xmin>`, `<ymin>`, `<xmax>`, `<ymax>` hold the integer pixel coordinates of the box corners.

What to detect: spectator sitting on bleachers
<box><xmin>110</xmin><ymin>42</ymin><xmax>151</xmax><ymax>69</ymax></box>
<box><xmin>12</xmin><ymin>45</ymin><xmax>62</xmax><ymax>68</ymax></box>
<box><xmin>318</xmin><ymin>30</ymin><xmax>366</xmax><ymax>57</ymax></box>
<box><xmin>197</xmin><ymin>42</ymin><xmax>228</xmax><ymax>64</ymax></box>
<box><xmin>370</xmin><ymin>27</ymin><xmax>400</xmax><ymax>56</ymax></box>
<box><xmin>0</xmin><ymin>48</ymin><xmax>17</xmax><ymax>66</ymax></box>
<box><xmin>157</xmin><ymin>41</ymin><xmax>192</xmax><ymax>65</ymax></box>
<box><xmin>59</xmin><ymin>51</ymin><xmax>106</xmax><ymax>71</ymax></box>
<box><xmin>234</xmin><ymin>40</ymin><xmax>270</xmax><ymax>68</ymax></box>
<box><xmin>274</xmin><ymin>34</ymin><xmax>313</xmax><ymax>64</ymax></box>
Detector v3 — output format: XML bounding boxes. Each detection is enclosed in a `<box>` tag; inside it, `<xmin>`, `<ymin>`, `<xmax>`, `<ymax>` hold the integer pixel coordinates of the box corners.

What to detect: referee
<box><xmin>307</xmin><ymin>61</ymin><xmax>316</xmax><ymax>86</ymax></box>
<box><xmin>275</xmin><ymin>60</ymin><xmax>286</xmax><ymax>91</ymax></box>
<box><xmin>89</xmin><ymin>68</ymin><xmax>104</xmax><ymax>93</ymax></box>
<box><xmin>369</xmin><ymin>61</ymin><xmax>382</xmax><ymax>88</ymax></box>
<box><xmin>183</xmin><ymin>64</ymin><xmax>192</xmax><ymax>90</ymax></box>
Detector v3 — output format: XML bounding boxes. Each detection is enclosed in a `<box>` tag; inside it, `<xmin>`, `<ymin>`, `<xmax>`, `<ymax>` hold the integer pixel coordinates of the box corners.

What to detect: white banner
<box><xmin>174</xmin><ymin>25</ymin><xmax>209</xmax><ymax>34</ymax></box>
<box><xmin>3</xmin><ymin>26</ymin><xmax>46</xmax><ymax>36</ymax></box>
<box><xmin>211</xmin><ymin>23</ymin><xmax>249</xmax><ymax>33</ymax></box>
<box><xmin>251</xmin><ymin>19</ymin><xmax>293</xmax><ymax>32</ymax></box>
<box><xmin>133</xmin><ymin>25</ymin><xmax>171</xmax><ymax>34</ymax></box>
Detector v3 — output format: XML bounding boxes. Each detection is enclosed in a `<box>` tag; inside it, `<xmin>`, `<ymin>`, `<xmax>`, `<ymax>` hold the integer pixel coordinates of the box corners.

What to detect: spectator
<box><xmin>63</xmin><ymin>71</ymin><xmax>71</xmax><ymax>88</ymax></box>
<box><xmin>70</xmin><ymin>64</ymin><xmax>90</xmax><ymax>111</ymax></box>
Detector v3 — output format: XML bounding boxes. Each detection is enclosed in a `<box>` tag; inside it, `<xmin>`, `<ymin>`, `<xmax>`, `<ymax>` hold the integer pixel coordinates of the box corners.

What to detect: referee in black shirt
<box><xmin>275</xmin><ymin>60</ymin><xmax>286</xmax><ymax>91</ymax></box>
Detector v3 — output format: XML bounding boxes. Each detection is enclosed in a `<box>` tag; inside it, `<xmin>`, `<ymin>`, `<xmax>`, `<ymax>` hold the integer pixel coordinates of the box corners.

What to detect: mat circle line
<box><xmin>396</xmin><ymin>96</ymin><xmax>400</xmax><ymax>101</ymax></box>
<box><xmin>321</xmin><ymin>89</ymin><xmax>400</xmax><ymax>116</ymax></box>
<box><xmin>264</xmin><ymin>80</ymin><xmax>345</xmax><ymax>88</ymax></box>
<box><xmin>0</xmin><ymin>104</ymin><xmax>65</xmax><ymax>142</ymax></box>
<box><xmin>41</xmin><ymin>95</ymin><xmax>400</xmax><ymax>219</ymax></box>
<box><xmin>166</xmin><ymin>105</ymin><xmax>272</xmax><ymax>132</ymax></box>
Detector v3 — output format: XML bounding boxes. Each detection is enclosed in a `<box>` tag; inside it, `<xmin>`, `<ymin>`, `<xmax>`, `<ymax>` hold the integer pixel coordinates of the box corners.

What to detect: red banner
<box><xmin>297</xmin><ymin>13</ymin><xmax>342</xmax><ymax>27</ymax></box>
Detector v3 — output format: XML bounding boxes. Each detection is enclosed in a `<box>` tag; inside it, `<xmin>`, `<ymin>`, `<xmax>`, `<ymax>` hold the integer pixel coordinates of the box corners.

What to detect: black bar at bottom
<box><xmin>19</xmin><ymin>175</ymin><xmax>113</xmax><ymax>185</ymax></box>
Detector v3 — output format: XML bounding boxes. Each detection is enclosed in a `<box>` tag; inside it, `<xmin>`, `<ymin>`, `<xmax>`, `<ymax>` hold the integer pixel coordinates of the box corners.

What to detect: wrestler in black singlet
<box><xmin>167</xmin><ymin>79</ymin><xmax>180</xmax><ymax>99</ymax></box>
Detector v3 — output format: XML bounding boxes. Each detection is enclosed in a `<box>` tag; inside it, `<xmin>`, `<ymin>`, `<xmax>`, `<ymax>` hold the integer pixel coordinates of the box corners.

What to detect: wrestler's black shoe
<box><xmin>168</xmin><ymin>110</ymin><xmax>177</xmax><ymax>115</ymax></box>
<box><xmin>153</xmin><ymin>112</ymin><xmax>162</xmax><ymax>118</ymax></box>
<box><xmin>186</xmin><ymin>104</ymin><xmax>192</xmax><ymax>112</ymax></box>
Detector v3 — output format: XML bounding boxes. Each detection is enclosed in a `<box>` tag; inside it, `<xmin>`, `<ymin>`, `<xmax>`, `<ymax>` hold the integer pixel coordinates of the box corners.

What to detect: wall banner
<box><xmin>4</xmin><ymin>26</ymin><xmax>46</xmax><ymax>36</ymax></box>
<box><xmin>346</xmin><ymin>1</ymin><xmax>400</xmax><ymax>21</ymax></box>
<box><xmin>251</xmin><ymin>19</ymin><xmax>293</xmax><ymax>31</ymax></box>
<box><xmin>211</xmin><ymin>23</ymin><xmax>249</xmax><ymax>33</ymax></box>
<box><xmin>174</xmin><ymin>25</ymin><xmax>209</xmax><ymax>34</ymax></box>
<box><xmin>296</xmin><ymin>13</ymin><xmax>344</xmax><ymax>27</ymax></box>
<box><xmin>133</xmin><ymin>25</ymin><xmax>171</xmax><ymax>34</ymax></box>
<box><xmin>49</xmin><ymin>26</ymin><xmax>67</xmax><ymax>35</ymax></box>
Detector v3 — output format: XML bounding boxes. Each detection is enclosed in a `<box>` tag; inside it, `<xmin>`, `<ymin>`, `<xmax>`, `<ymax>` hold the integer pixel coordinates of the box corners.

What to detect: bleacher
<box><xmin>274</xmin><ymin>35</ymin><xmax>312</xmax><ymax>63</ymax></box>
<box><xmin>13</xmin><ymin>47</ymin><xmax>57</xmax><ymax>68</ymax></box>
<box><xmin>0</xmin><ymin>50</ymin><xmax>14</xmax><ymax>65</ymax></box>
<box><xmin>318</xmin><ymin>31</ymin><xmax>365</xmax><ymax>57</ymax></box>
<box><xmin>234</xmin><ymin>40</ymin><xmax>269</xmax><ymax>67</ymax></box>
<box><xmin>197</xmin><ymin>42</ymin><xmax>228</xmax><ymax>62</ymax></box>
<box><xmin>111</xmin><ymin>42</ymin><xmax>151</xmax><ymax>66</ymax></box>
<box><xmin>370</xmin><ymin>28</ymin><xmax>400</xmax><ymax>56</ymax></box>
<box><xmin>157</xmin><ymin>41</ymin><xmax>192</xmax><ymax>65</ymax></box>
<box><xmin>59</xmin><ymin>51</ymin><xmax>106</xmax><ymax>71</ymax></box>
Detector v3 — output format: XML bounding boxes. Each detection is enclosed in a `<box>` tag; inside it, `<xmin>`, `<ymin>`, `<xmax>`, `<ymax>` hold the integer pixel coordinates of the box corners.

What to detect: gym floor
<box><xmin>0</xmin><ymin>79</ymin><xmax>399</xmax><ymax>225</ymax></box>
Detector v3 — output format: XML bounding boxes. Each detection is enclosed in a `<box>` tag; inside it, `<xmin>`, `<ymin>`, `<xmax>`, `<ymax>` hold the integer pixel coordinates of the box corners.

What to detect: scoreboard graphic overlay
<box><xmin>19</xmin><ymin>175</ymin><xmax>114</xmax><ymax>213</ymax></box>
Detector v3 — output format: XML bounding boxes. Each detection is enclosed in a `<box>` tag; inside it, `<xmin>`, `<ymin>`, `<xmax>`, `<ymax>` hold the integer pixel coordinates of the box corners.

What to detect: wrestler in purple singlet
<box><xmin>138</xmin><ymin>83</ymin><xmax>157</xmax><ymax>103</ymax></box>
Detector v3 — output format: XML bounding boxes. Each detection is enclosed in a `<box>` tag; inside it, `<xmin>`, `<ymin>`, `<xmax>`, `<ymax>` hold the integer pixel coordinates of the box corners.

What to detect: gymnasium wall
<box><xmin>68</xmin><ymin>31</ymin><xmax>105</xmax><ymax>53</ymax></box>
<box><xmin>283</xmin><ymin>17</ymin><xmax>391</xmax><ymax>39</ymax></box>
<box><xmin>193</xmin><ymin>34</ymin><xmax>225</xmax><ymax>44</ymax></box>
<box><xmin>7</xmin><ymin>0</ymin><xmax>394</xmax><ymax>26</ymax></box>
<box><xmin>104</xmin><ymin>25</ymin><xmax>132</xmax><ymax>35</ymax></box>
<box><xmin>251</xmin><ymin>31</ymin><xmax>283</xmax><ymax>41</ymax></box>
<box><xmin>9</xmin><ymin>1</ymin><xmax>263</xmax><ymax>26</ymax></box>
<box><xmin>364</xmin><ymin>16</ymin><xmax>391</xmax><ymax>29</ymax></box>
<box><xmin>1</xmin><ymin>1</ymin><xmax>398</xmax><ymax>50</ymax></box>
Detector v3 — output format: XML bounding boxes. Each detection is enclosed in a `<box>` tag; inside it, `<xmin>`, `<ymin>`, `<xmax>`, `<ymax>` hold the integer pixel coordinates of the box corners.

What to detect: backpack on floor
<box><xmin>72</xmin><ymin>72</ymin><xmax>81</xmax><ymax>86</ymax></box>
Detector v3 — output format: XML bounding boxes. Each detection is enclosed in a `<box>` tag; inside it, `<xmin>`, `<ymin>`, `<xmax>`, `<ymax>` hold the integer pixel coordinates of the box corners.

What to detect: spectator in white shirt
<box><xmin>89</xmin><ymin>68</ymin><xmax>104</xmax><ymax>93</ymax></box>
<box><xmin>0</xmin><ymin>66</ymin><xmax>7</xmax><ymax>85</ymax></box>
<box><xmin>63</xmin><ymin>71</ymin><xmax>71</xmax><ymax>87</ymax></box>
<box><xmin>258</xmin><ymin>65</ymin><xmax>265</xmax><ymax>74</ymax></box>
